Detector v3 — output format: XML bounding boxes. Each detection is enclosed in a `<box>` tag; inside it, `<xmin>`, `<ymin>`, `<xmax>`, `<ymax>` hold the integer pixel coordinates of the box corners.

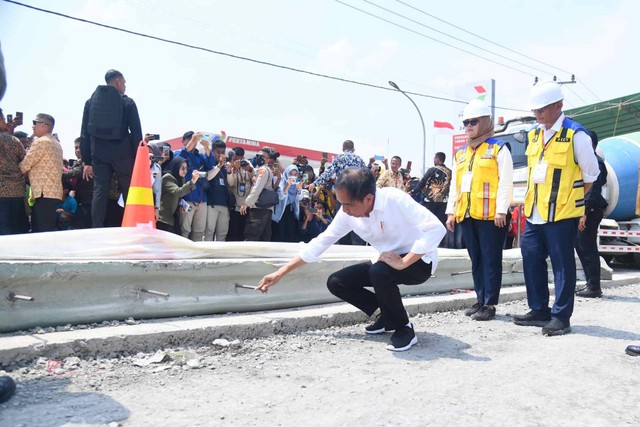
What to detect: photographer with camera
<box><xmin>204</xmin><ymin>139</ymin><xmax>231</xmax><ymax>241</ymax></box>
<box><xmin>227</xmin><ymin>147</ymin><xmax>254</xmax><ymax>241</ymax></box>
<box><xmin>273</xmin><ymin>165</ymin><xmax>304</xmax><ymax>242</ymax></box>
<box><xmin>157</xmin><ymin>156</ymin><xmax>200</xmax><ymax>233</ymax></box>
<box><xmin>300</xmin><ymin>197</ymin><xmax>331</xmax><ymax>242</ymax></box>
<box><xmin>175</xmin><ymin>131</ymin><xmax>215</xmax><ymax>241</ymax></box>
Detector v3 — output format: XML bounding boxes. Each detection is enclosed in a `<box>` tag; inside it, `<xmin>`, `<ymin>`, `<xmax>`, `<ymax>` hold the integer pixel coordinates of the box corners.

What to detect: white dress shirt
<box><xmin>298</xmin><ymin>187</ymin><xmax>446</xmax><ymax>271</ymax></box>
<box><xmin>445</xmin><ymin>142</ymin><xmax>514</xmax><ymax>216</ymax></box>
<box><xmin>530</xmin><ymin>113</ymin><xmax>600</xmax><ymax>224</ymax></box>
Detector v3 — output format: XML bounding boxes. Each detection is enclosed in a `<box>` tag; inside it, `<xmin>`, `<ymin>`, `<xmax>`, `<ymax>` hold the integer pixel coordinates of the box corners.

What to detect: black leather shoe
<box><xmin>513</xmin><ymin>310</ymin><xmax>551</xmax><ymax>327</ymax></box>
<box><xmin>365</xmin><ymin>313</ymin><xmax>389</xmax><ymax>335</ymax></box>
<box><xmin>464</xmin><ymin>302</ymin><xmax>482</xmax><ymax>316</ymax></box>
<box><xmin>472</xmin><ymin>305</ymin><xmax>496</xmax><ymax>321</ymax></box>
<box><xmin>541</xmin><ymin>318</ymin><xmax>571</xmax><ymax>336</ymax></box>
<box><xmin>576</xmin><ymin>287</ymin><xmax>602</xmax><ymax>298</ymax></box>
<box><xmin>625</xmin><ymin>345</ymin><xmax>640</xmax><ymax>356</ymax></box>
<box><xmin>0</xmin><ymin>376</ymin><xmax>16</xmax><ymax>404</ymax></box>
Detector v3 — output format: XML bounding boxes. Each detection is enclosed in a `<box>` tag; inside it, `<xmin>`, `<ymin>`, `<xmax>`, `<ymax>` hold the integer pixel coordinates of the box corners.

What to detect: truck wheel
<box><xmin>601</xmin><ymin>255</ymin><xmax>613</xmax><ymax>266</ymax></box>
<box><xmin>634</xmin><ymin>253</ymin><xmax>640</xmax><ymax>267</ymax></box>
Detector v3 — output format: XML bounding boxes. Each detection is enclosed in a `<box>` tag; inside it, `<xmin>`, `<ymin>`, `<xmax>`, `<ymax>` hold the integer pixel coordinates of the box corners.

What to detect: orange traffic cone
<box><xmin>122</xmin><ymin>140</ymin><xmax>156</xmax><ymax>228</ymax></box>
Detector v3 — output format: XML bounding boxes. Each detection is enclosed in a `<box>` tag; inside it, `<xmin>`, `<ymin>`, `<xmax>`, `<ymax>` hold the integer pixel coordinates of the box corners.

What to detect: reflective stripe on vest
<box><xmin>453</xmin><ymin>138</ymin><xmax>504</xmax><ymax>222</ymax></box>
<box><xmin>524</xmin><ymin>117</ymin><xmax>586</xmax><ymax>222</ymax></box>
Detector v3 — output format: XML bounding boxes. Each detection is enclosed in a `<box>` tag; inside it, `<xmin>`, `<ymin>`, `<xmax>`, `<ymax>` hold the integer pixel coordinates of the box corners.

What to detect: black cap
<box><xmin>183</xmin><ymin>131</ymin><xmax>194</xmax><ymax>140</ymax></box>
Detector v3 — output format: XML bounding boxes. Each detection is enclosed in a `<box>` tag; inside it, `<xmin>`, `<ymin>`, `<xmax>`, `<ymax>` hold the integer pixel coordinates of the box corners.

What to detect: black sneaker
<box><xmin>576</xmin><ymin>287</ymin><xmax>602</xmax><ymax>298</ymax></box>
<box><xmin>365</xmin><ymin>313</ymin><xmax>389</xmax><ymax>335</ymax></box>
<box><xmin>387</xmin><ymin>323</ymin><xmax>417</xmax><ymax>352</ymax></box>
<box><xmin>512</xmin><ymin>310</ymin><xmax>551</xmax><ymax>327</ymax></box>
<box><xmin>541</xmin><ymin>318</ymin><xmax>571</xmax><ymax>336</ymax></box>
<box><xmin>472</xmin><ymin>305</ymin><xmax>496</xmax><ymax>321</ymax></box>
<box><xmin>464</xmin><ymin>302</ymin><xmax>482</xmax><ymax>317</ymax></box>
<box><xmin>0</xmin><ymin>376</ymin><xmax>16</xmax><ymax>404</ymax></box>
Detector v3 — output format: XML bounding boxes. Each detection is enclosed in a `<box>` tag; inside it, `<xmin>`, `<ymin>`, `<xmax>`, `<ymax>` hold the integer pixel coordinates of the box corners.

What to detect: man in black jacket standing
<box><xmin>575</xmin><ymin>131</ymin><xmax>608</xmax><ymax>298</ymax></box>
<box><xmin>80</xmin><ymin>69</ymin><xmax>142</xmax><ymax>227</ymax></box>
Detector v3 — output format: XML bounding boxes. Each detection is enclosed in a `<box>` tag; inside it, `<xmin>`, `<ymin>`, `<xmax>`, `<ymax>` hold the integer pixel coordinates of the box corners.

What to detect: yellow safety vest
<box><xmin>524</xmin><ymin>118</ymin><xmax>585</xmax><ymax>222</ymax></box>
<box><xmin>453</xmin><ymin>138</ymin><xmax>504</xmax><ymax>222</ymax></box>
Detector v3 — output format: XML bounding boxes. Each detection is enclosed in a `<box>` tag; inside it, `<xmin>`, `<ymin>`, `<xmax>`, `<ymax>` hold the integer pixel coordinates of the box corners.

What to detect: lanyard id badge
<box><xmin>460</xmin><ymin>171</ymin><xmax>473</xmax><ymax>193</ymax></box>
<box><xmin>532</xmin><ymin>161</ymin><xmax>548</xmax><ymax>184</ymax></box>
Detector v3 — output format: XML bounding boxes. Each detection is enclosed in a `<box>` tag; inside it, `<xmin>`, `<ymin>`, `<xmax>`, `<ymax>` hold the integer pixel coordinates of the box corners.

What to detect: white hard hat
<box><xmin>462</xmin><ymin>99</ymin><xmax>491</xmax><ymax>120</ymax></box>
<box><xmin>529</xmin><ymin>81</ymin><xmax>564</xmax><ymax>110</ymax></box>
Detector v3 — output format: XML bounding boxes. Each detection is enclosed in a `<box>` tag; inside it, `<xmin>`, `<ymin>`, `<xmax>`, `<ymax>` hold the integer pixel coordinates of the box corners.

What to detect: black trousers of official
<box><xmin>91</xmin><ymin>141</ymin><xmax>135</xmax><ymax>228</ymax></box>
<box><xmin>460</xmin><ymin>218</ymin><xmax>508</xmax><ymax>306</ymax></box>
<box><xmin>244</xmin><ymin>208</ymin><xmax>272</xmax><ymax>241</ymax></box>
<box><xmin>327</xmin><ymin>259</ymin><xmax>432</xmax><ymax>331</ymax></box>
<box><xmin>31</xmin><ymin>197</ymin><xmax>60</xmax><ymax>233</ymax></box>
<box><xmin>575</xmin><ymin>207</ymin><xmax>604</xmax><ymax>289</ymax></box>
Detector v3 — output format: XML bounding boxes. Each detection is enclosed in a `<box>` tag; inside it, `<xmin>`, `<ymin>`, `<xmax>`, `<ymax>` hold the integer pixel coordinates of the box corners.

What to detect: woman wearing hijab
<box><xmin>157</xmin><ymin>156</ymin><xmax>199</xmax><ymax>233</ymax></box>
<box><xmin>445</xmin><ymin>100</ymin><xmax>513</xmax><ymax>321</ymax></box>
<box><xmin>272</xmin><ymin>164</ymin><xmax>303</xmax><ymax>242</ymax></box>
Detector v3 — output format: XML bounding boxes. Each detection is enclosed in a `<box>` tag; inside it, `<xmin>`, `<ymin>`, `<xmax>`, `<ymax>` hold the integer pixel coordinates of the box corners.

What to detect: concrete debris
<box><xmin>63</xmin><ymin>356</ymin><xmax>81</xmax><ymax>368</ymax></box>
<box><xmin>148</xmin><ymin>351</ymin><xmax>170</xmax><ymax>364</ymax></box>
<box><xmin>125</xmin><ymin>317</ymin><xmax>136</xmax><ymax>325</ymax></box>
<box><xmin>212</xmin><ymin>338</ymin><xmax>230</xmax><ymax>347</ymax></box>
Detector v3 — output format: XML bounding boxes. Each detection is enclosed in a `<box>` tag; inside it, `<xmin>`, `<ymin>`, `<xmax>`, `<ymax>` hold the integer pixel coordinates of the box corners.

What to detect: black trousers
<box><xmin>275</xmin><ymin>205</ymin><xmax>298</xmax><ymax>242</ymax></box>
<box><xmin>227</xmin><ymin>209</ymin><xmax>247</xmax><ymax>241</ymax></box>
<box><xmin>244</xmin><ymin>208</ymin><xmax>272</xmax><ymax>241</ymax></box>
<box><xmin>32</xmin><ymin>197</ymin><xmax>60</xmax><ymax>233</ymax></box>
<box><xmin>576</xmin><ymin>207</ymin><xmax>604</xmax><ymax>289</ymax></box>
<box><xmin>91</xmin><ymin>149</ymin><xmax>134</xmax><ymax>228</ymax></box>
<box><xmin>0</xmin><ymin>197</ymin><xmax>28</xmax><ymax>235</ymax></box>
<box><xmin>327</xmin><ymin>259</ymin><xmax>432</xmax><ymax>330</ymax></box>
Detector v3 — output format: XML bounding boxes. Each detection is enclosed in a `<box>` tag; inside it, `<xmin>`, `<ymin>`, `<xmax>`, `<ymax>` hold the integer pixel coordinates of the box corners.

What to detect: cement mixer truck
<box><xmin>495</xmin><ymin>119</ymin><xmax>640</xmax><ymax>266</ymax></box>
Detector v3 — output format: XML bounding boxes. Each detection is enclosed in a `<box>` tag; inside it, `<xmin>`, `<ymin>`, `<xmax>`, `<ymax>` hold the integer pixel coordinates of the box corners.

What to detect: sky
<box><xmin>1</xmin><ymin>0</ymin><xmax>639</xmax><ymax>174</ymax></box>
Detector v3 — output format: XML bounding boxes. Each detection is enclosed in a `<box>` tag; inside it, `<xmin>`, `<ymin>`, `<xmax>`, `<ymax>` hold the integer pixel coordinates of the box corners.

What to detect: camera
<box><xmin>148</xmin><ymin>134</ymin><xmax>160</xmax><ymax>141</ymax></box>
<box><xmin>308</xmin><ymin>207</ymin><xmax>317</xmax><ymax>214</ymax></box>
<box><xmin>162</xmin><ymin>146</ymin><xmax>170</xmax><ymax>155</ymax></box>
<box><xmin>240</xmin><ymin>159</ymin><xmax>248</xmax><ymax>167</ymax></box>
<box><xmin>197</xmin><ymin>171</ymin><xmax>207</xmax><ymax>178</ymax></box>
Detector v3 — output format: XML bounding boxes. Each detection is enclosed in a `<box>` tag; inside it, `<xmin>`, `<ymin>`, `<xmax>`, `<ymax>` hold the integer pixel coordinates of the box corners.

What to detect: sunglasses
<box><xmin>32</xmin><ymin>120</ymin><xmax>46</xmax><ymax>125</ymax></box>
<box><xmin>462</xmin><ymin>118</ymin><xmax>479</xmax><ymax>127</ymax></box>
<box><xmin>531</xmin><ymin>106</ymin><xmax>547</xmax><ymax>114</ymax></box>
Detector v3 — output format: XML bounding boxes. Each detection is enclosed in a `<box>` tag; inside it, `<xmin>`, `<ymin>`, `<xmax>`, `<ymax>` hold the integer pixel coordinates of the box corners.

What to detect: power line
<box><xmin>1</xmin><ymin>0</ymin><xmax>529</xmax><ymax>113</ymax></box>
<box><xmin>360</xmin><ymin>0</ymin><xmax>554</xmax><ymax>77</ymax></box>
<box><xmin>393</xmin><ymin>0</ymin><xmax>602</xmax><ymax>101</ymax></box>
<box><xmin>335</xmin><ymin>0</ymin><xmax>536</xmax><ymax>77</ymax></box>
<box><xmin>393</xmin><ymin>0</ymin><xmax>572</xmax><ymax>76</ymax></box>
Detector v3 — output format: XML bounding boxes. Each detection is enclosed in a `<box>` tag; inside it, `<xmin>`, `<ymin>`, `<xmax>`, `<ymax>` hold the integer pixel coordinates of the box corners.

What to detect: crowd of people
<box><xmin>0</xmin><ymin>73</ymin><xmax>464</xmax><ymax>246</ymax></box>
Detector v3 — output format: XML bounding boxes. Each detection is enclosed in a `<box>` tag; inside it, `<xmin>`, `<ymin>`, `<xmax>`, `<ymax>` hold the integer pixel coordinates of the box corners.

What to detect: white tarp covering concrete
<box><xmin>0</xmin><ymin>228</ymin><xmax>526</xmax><ymax>332</ymax></box>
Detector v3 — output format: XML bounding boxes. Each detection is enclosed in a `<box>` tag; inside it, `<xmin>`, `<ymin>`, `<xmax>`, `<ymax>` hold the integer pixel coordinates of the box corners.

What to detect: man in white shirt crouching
<box><xmin>257</xmin><ymin>167</ymin><xmax>446</xmax><ymax>351</ymax></box>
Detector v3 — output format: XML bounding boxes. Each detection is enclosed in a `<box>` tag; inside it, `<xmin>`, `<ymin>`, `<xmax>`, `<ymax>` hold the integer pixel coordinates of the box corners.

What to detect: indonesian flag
<box><xmin>433</xmin><ymin>121</ymin><xmax>454</xmax><ymax>131</ymax></box>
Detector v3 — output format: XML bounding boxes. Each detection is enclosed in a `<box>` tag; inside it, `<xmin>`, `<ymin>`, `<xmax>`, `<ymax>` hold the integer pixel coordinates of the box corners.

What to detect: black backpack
<box><xmin>87</xmin><ymin>85</ymin><xmax>125</xmax><ymax>140</ymax></box>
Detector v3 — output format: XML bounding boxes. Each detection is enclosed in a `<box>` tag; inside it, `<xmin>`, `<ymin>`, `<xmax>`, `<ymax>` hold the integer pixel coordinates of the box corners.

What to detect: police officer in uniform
<box><xmin>446</xmin><ymin>100</ymin><xmax>513</xmax><ymax>321</ymax></box>
<box><xmin>513</xmin><ymin>82</ymin><xmax>599</xmax><ymax>336</ymax></box>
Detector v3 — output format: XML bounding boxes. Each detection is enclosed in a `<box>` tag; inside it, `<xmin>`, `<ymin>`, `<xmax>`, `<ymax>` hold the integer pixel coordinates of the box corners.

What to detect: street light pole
<box><xmin>389</xmin><ymin>80</ymin><xmax>427</xmax><ymax>175</ymax></box>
